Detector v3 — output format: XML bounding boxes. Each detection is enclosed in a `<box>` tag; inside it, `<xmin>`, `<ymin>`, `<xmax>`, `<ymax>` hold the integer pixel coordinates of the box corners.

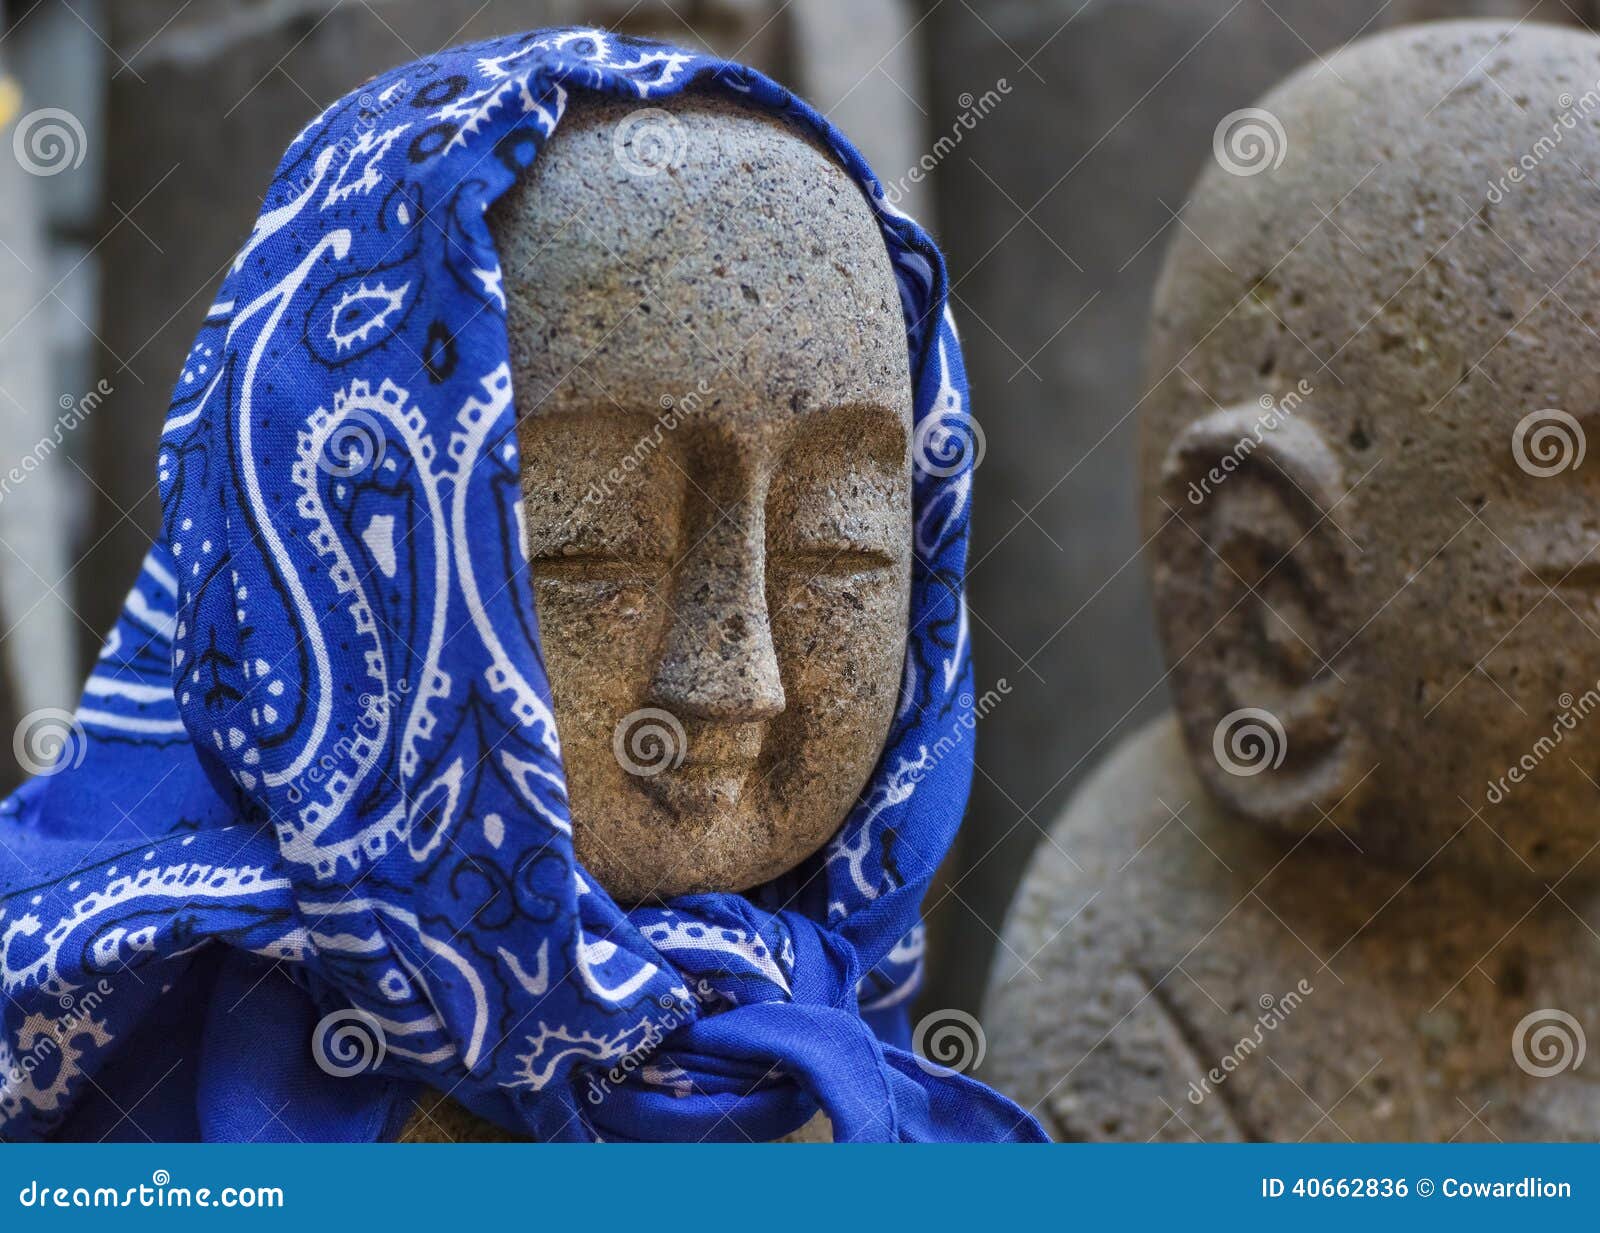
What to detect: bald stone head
<box><xmin>1144</xmin><ymin>21</ymin><xmax>1600</xmax><ymax>879</ymax></box>
<box><xmin>490</xmin><ymin>93</ymin><xmax>912</xmax><ymax>903</ymax></box>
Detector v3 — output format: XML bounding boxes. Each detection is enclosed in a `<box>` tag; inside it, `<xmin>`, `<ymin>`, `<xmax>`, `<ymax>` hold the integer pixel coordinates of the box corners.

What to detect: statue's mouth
<box><xmin>640</xmin><ymin>762</ymin><xmax>758</xmax><ymax>818</ymax></box>
<box><xmin>679</xmin><ymin>749</ymin><xmax>761</xmax><ymax>770</ymax></box>
<box><xmin>638</xmin><ymin>721</ymin><xmax>766</xmax><ymax>817</ymax></box>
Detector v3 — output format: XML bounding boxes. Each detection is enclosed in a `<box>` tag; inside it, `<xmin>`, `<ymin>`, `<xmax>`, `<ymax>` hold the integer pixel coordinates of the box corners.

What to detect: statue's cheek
<box><xmin>767</xmin><ymin>570</ymin><xmax>910</xmax><ymax>780</ymax></box>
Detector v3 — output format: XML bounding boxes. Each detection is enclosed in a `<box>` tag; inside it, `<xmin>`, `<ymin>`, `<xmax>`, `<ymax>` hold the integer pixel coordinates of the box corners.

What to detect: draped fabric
<box><xmin>0</xmin><ymin>28</ymin><xmax>1045</xmax><ymax>1143</ymax></box>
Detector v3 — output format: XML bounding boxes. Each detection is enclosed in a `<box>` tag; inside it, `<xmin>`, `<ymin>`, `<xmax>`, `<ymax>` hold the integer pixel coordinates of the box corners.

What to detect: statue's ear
<box><xmin>1152</xmin><ymin>403</ymin><xmax>1369</xmax><ymax>831</ymax></box>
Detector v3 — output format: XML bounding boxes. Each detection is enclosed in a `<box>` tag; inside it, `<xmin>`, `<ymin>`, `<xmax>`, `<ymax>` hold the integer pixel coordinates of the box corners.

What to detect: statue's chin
<box><xmin>576</xmin><ymin>770</ymin><xmax>772</xmax><ymax>902</ymax></box>
<box><xmin>639</xmin><ymin>763</ymin><xmax>758</xmax><ymax>822</ymax></box>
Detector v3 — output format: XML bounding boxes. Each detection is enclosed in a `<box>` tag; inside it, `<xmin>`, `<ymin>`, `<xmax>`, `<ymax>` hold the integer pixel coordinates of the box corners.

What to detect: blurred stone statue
<box><xmin>984</xmin><ymin>21</ymin><xmax>1600</xmax><ymax>1141</ymax></box>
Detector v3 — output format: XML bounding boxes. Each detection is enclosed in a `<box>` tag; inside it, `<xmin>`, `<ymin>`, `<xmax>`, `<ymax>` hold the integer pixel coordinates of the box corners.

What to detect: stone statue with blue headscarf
<box><xmin>0</xmin><ymin>28</ymin><xmax>1044</xmax><ymax>1144</ymax></box>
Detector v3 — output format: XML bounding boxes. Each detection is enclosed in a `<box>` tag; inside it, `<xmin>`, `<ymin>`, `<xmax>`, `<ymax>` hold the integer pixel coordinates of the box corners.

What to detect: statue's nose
<box><xmin>645</xmin><ymin>497</ymin><xmax>787</xmax><ymax>723</ymax></box>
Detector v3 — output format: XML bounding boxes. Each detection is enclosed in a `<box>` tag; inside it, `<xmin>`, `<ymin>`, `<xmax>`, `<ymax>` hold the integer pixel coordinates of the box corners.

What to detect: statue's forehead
<box><xmin>493</xmin><ymin>93</ymin><xmax>911</xmax><ymax>431</ymax></box>
<box><xmin>507</xmin><ymin>277</ymin><xmax>910</xmax><ymax>430</ymax></box>
<box><xmin>492</xmin><ymin>92</ymin><xmax>888</xmax><ymax>289</ymax></box>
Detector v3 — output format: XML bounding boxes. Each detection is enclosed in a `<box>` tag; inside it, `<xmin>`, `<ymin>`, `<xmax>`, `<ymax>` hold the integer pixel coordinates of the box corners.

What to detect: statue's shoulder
<box><xmin>980</xmin><ymin>713</ymin><xmax>1281</xmax><ymax>1141</ymax></box>
<box><xmin>995</xmin><ymin>712</ymin><xmax>1230</xmax><ymax>955</ymax></box>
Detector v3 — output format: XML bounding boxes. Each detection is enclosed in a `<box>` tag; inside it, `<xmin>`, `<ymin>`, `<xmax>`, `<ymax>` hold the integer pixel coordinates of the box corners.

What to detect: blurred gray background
<box><xmin>0</xmin><ymin>0</ymin><xmax>1586</xmax><ymax>1015</ymax></box>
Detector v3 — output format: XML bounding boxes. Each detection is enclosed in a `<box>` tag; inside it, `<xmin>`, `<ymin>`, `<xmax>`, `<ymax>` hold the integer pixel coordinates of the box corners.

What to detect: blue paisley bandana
<box><xmin>0</xmin><ymin>28</ymin><xmax>1045</xmax><ymax>1143</ymax></box>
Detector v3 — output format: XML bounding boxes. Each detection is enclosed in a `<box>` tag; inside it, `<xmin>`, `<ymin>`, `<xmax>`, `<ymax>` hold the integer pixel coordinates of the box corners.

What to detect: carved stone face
<box><xmin>491</xmin><ymin>95</ymin><xmax>913</xmax><ymax>903</ymax></box>
<box><xmin>1142</xmin><ymin>22</ymin><xmax>1600</xmax><ymax>879</ymax></box>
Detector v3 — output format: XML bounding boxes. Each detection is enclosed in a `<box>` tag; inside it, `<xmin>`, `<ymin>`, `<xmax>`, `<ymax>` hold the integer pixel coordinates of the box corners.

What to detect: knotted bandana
<box><xmin>0</xmin><ymin>28</ymin><xmax>1045</xmax><ymax>1143</ymax></box>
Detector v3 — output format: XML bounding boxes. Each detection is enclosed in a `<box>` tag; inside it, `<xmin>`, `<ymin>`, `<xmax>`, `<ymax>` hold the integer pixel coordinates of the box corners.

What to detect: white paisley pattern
<box><xmin>0</xmin><ymin>28</ymin><xmax>1038</xmax><ymax>1143</ymax></box>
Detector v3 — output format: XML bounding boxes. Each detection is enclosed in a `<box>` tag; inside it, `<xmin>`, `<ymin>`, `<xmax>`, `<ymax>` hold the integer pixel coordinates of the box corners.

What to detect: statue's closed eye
<box><xmin>534</xmin><ymin>546</ymin><xmax>896</xmax><ymax>583</ymax></box>
<box><xmin>1533</xmin><ymin>558</ymin><xmax>1600</xmax><ymax>590</ymax></box>
<box><xmin>531</xmin><ymin>553</ymin><xmax>670</xmax><ymax>586</ymax></box>
<box><xmin>771</xmin><ymin>545</ymin><xmax>897</xmax><ymax>577</ymax></box>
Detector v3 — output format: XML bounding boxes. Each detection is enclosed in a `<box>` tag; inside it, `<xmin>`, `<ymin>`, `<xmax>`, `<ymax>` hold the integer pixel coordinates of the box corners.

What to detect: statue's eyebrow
<box><xmin>801</xmin><ymin>400</ymin><xmax>910</xmax><ymax>470</ymax></box>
